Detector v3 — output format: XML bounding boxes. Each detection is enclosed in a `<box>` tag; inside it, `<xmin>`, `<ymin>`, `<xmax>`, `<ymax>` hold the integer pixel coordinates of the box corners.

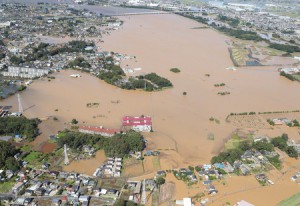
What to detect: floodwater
<box><xmin>64</xmin><ymin>150</ymin><xmax>106</xmax><ymax>176</ymax></box>
<box><xmin>210</xmin><ymin>158</ymin><xmax>300</xmax><ymax>206</ymax></box>
<box><xmin>2</xmin><ymin>14</ymin><xmax>300</xmax><ymax>168</ymax></box>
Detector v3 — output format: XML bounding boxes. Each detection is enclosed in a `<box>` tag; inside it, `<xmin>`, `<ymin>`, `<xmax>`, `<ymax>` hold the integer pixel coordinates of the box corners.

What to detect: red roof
<box><xmin>122</xmin><ymin>116</ymin><xmax>152</xmax><ymax>126</ymax></box>
<box><xmin>79</xmin><ymin>126</ymin><xmax>121</xmax><ymax>134</ymax></box>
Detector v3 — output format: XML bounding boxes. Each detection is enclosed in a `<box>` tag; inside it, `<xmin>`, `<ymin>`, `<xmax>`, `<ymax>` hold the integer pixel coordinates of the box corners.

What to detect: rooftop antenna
<box><xmin>64</xmin><ymin>144</ymin><xmax>70</xmax><ymax>165</ymax></box>
<box><xmin>17</xmin><ymin>94</ymin><xmax>23</xmax><ymax>114</ymax></box>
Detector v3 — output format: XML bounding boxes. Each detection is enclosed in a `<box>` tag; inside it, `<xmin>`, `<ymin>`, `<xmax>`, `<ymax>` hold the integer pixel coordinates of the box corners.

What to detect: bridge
<box><xmin>110</xmin><ymin>10</ymin><xmax>202</xmax><ymax>17</ymax></box>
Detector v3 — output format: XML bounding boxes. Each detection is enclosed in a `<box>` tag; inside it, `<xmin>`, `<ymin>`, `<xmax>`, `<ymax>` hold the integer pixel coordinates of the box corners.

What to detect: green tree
<box><xmin>271</xmin><ymin>136</ymin><xmax>287</xmax><ymax>151</ymax></box>
<box><xmin>286</xmin><ymin>146</ymin><xmax>298</xmax><ymax>158</ymax></box>
<box><xmin>5</xmin><ymin>157</ymin><xmax>20</xmax><ymax>171</ymax></box>
<box><xmin>10</xmin><ymin>55</ymin><xmax>24</xmax><ymax>65</ymax></box>
<box><xmin>126</xmin><ymin>201</ymin><xmax>137</xmax><ymax>206</ymax></box>
<box><xmin>156</xmin><ymin>176</ymin><xmax>166</xmax><ymax>187</ymax></box>
<box><xmin>253</xmin><ymin>140</ymin><xmax>274</xmax><ymax>152</ymax></box>
<box><xmin>114</xmin><ymin>199</ymin><xmax>126</xmax><ymax>206</ymax></box>
<box><xmin>0</xmin><ymin>142</ymin><xmax>20</xmax><ymax>170</ymax></box>
<box><xmin>240</xmin><ymin>141</ymin><xmax>253</xmax><ymax>151</ymax></box>
<box><xmin>0</xmin><ymin>116</ymin><xmax>40</xmax><ymax>140</ymax></box>
<box><xmin>57</xmin><ymin>130</ymin><xmax>145</xmax><ymax>158</ymax></box>
<box><xmin>0</xmin><ymin>53</ymin><xmax>5</xmax><ymax>60</ymax></box>
<box><xmin>281</xmin><ymin>133</ymin><xmax>289</xmax><ymax>141</ymax></box>
<box><xmin>71</xmin><ymin>119</ymin><xmax>78</xmax><ymax>124</ymax></box>
<box><xmin>144</xmin><ymin>73</ymin><xmax>173</xmax><ymax>88</ymax></box>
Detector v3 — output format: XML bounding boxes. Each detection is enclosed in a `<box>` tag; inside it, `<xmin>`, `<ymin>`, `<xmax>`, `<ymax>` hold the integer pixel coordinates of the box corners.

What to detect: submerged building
<box><xmin>79</xmin><ymin>125</ymin><xmax>121</xmax><ymax>137</ymax></box>
<box><xmin>122</xmin><ymin>116</ymin><xmax>152</xmax><ymax>132</ymax></box>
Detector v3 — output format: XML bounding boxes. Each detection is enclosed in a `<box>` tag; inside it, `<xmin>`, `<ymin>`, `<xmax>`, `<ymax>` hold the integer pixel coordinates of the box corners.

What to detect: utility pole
<box><xmin>64</xmin><ymin>144</ymin><xmax>70</xmax><ymax>165</ymax></box>
<box><xmin>141</xmin><ymin>179</ymin><xmax>147</xmax><ymax>205</ymax></box>
<box><xmin>17</xmin><ymin>94</ymin><xmax>23</xmax><ymax>114</ymax></box>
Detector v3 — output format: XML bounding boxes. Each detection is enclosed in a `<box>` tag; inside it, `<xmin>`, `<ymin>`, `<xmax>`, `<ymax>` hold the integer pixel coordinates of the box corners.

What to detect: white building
<box><xmin>176</xmin><ymin>198</ymin><xmax>193</xmax><ymax>206</ymax></box>
<box><xmin>122</xmin><ymin>116</ymin><xmax>152</xmax><ymax>132</ymax></box>
<box><xmin>2</xmin><ymin>66</ymin><xmax>49</xmax><ymax>78</ymax></box>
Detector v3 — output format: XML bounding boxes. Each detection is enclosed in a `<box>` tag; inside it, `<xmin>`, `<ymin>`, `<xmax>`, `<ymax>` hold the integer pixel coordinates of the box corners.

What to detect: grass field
<box><xmin>224</xmin><ymin>134</ymin><xmax>252</xmax><ymax>150</ymax></box>
<box><xmin>293</xmin><ymin>75</ymin><xmax>300</xmax><ymax>82</ymax></box>
<box><xmin>0</xmin><ymin>180</ymin><xmax>15</xmax><ymax>193</ymax></box>
<box><xmin>152</xmin><ymin>156</ymin><xmax>161</xmax><ymax>171</ymax></box>
<box><xmin>277</xmin><ymin>192</ymin><xmax>300</xmax><ymax>206</ymax></box>
<box><xmin>20</xmin><ymin>145</ymin><xmax>32</xmax><ymax>153</ymax></box>
<box><xmin>24</xmin><ymin>151</ymin><xmax>42</xmax><ymax>163</ymax></box>
<box><xmin>152</xmin><ymin>190</ymin><xmax>159</xmax><ymax>206</ymax></box>
<box><xmin>123</xmin><ymin>158</ymin><xmax>144</xmax><ymax>177</ymax></box>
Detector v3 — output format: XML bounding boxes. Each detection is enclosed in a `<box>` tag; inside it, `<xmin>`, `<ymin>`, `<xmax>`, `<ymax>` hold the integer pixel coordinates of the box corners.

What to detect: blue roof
<box><xmin>215</xmin><ymin>163</ymin><xmax>225</xmax><ymax>168</ymax></box>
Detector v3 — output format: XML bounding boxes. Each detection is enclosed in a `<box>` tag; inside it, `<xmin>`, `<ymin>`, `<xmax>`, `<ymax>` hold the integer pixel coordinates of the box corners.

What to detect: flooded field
<box><xmin>2</xmin><ymin>14</ymin><xmax>300</xmax><ymax>169</ymax></box>
<box><xmin>210</xmin><ymin>158</ymin><xmax>300</xmax><ymax>206</ymax></box>
<box><xmin>64</xmin><ymin>150</ymin><xmax>106</xmax><ymax>176</ymax></box>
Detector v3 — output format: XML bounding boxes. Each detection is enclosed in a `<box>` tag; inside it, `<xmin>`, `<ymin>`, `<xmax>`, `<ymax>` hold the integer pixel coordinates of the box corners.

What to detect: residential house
<box><xmin>203</xmin><ymin>180</ymin><xmax>211</xmax><ymax>185</ymax></box>
<box><xmin>12</xmin><ymin>181</ymin><xmax>26</xmax><ymax>194</ymax></box>
<box><xmin>51</xmin><ymin>199</ymin><xmax>62</xmax><ymax>206</ymax></box>
<box><xmin>35</xmin><ymin>187</ymin><xmax>46</xmax><ymax>196</ymax></box>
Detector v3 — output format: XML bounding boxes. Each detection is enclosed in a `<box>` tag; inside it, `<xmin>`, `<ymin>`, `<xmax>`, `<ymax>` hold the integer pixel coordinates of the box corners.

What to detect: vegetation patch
<box><xmin>209</xmin><ymin>117</ymin><xmax>220</xmax><ymax>124</ymax></box>
<box><xmin>57</xmin><ymin>130</ymin><xmax>145</xmax><ymax>158</ymax></box>
<box><xmin>214</xmin><ymin>83</ymin><xmax>226</xmax><ymax>87</ymax></box>
<box><xmin>0</xmin><ymin>116</ymin><xmax>40</xmax><ymax>141</ymax></box>
<box><xmin>212</xmin><ymin>133</ymin><xmax>296</xmax><ymax>165</ymax></box>
<box><xmin>23</xmin><ymin>151</ymin><xmax>42</xmax><ymax>163</ymax></box>
<box><xmin>0</xmin><ymin>142</ymin><xmax>20</xmax><ymax>171</ymax></box>
<box><xmin>218</xmin><ymin>91</ymin><xmax>230</xmax><ymax>95</ymax></box>
<box><xmin>224</xmin><ymin>134</ymin><xmax>251</xmax><ymax>151</ymax></box>
<box><xmin>267</xmin><ymin>155</ymin><xmax>281</xmax><ymax>170</ymax></box>
<box><xmin>0</xmin><ymin>180</ymin><xmax>16</xmax><ymax>193</ymax></box>
<box><xmin>277</xmin><ymin>192</ymin><xmax>300</xmax><ymax>206</ymax></box>
<box><xmin>270</xmin><ymin>43</ymin><xmax>300</xmax><ymax>53</ymax></box>
<box><xmin>218</xmin><ymin>15</ymin><xmax>240</xmax><ymax>28</ymax></box>
<box><xmin>170</xmin><ymin>68</ymin><xmax>181</xmax><ymax>73</ymax></box>
<box><xmin>271</xmin><ymin>134</ymin><xmax>298</xmax><ymax>158</ymax></box>
<box><xmin>207</xmin><ymin>133</ymin><xmax>215</xmax><ymax>141</ymax></box>
<box><xmin>280</xmin><ymin>71</ymin><xmax>300</xmax><ymax>82</ymax></box>
<box><xmin>152</xmin><ymin>156</ymin><xmax>161</xmax><ymax>170</ymax></box>
<box><xmin>67</xmin><ymin>57</ymin><xmax>91</xmax><ymax>69</ymax></box>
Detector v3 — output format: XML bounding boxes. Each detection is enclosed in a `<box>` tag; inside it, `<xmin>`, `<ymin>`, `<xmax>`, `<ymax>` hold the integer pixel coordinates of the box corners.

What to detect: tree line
<box><xmin>67</xmin><ymin>57</ymin><xmax>91</xmax><ymax>69</ymax></box>
<box><xmin>280</xmin><ymin>71</ymin><xmax>300</xmax><ymax>82</ymax></box>
<box><xmin>211</xmin><ymin>133</ymin><xmax>298</xmax><ymax>165</ymax></box>
<box><xmin>98</xmin><ymin>64</ymin><xmax>125</xmax><ymax>85</ymax></box>
<box><xmin>178</xmin><ymin>13</ymin><xmax>300</xmax><ymax>54</ymax></box>
<box><xmin>271</xmin><ymin>134</ymin><xmax>298</xmax><ymax>158</ymax></box>
<box><xmin>0</xmin><ymin>117</ymin><xmax>40</xmax><ymax>141</ymax></box>
<box><xmin>0</xmin><ymin>141</ymin><xmax>20</xmax><ymax>172</ymax></box>
<box><xmin>143</xmin><ymin>73</ymin><xmax>173</xmax><ymax>88</ymax></box>
<box><xmin>57</xmin><ymin>130</ymin><xmax>145</xmax><ymax>157</ymax></box>
<box><xmin>9</xmin><ymin>41</ymin><xmax>95</xmax><ymax>66</ymax></box>
<box><xmin>218</xmin><ymin>15</ymin><xmax>240</xmax><ymax>28</ymax></box>
<box><xmin>270</xmin><ymin>43</ymin><xmax>300</xmax><ymax>53</ymax></box>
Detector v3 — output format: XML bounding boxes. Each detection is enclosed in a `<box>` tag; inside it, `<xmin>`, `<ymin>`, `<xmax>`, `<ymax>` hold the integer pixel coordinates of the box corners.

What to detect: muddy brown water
<box><xmin>2</xmin><ymin>14</ymin><xmax>300</xmax><ymax>169</ymax></box>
